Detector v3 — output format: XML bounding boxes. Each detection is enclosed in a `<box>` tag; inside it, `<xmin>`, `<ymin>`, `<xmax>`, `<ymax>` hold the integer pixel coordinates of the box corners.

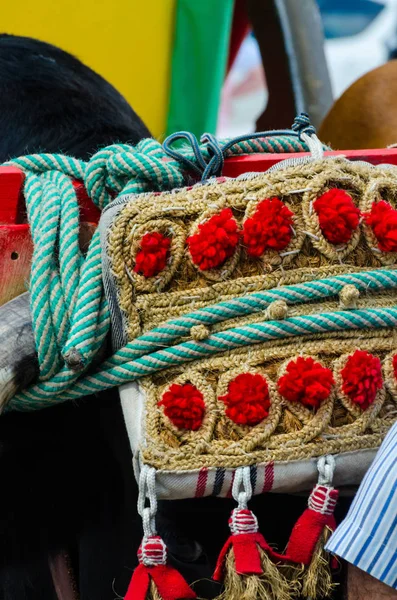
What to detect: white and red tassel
<box><xmin>213</xmin><ymin>467</ymin><xmax>290</xmax><ymax>600</ymax></box>
<box><xmin>125</xmin><ymin>535</ymin><xmax>196</xmax><ymax>600</ymax></box>
<box><xmin>285</xmin><ymin>455</ymin><xmax>339</xmax><ymax>598</ymax></box>
<box><xmin>125</xmin><ymin>466</ymin><xmax>196</xmax><ymax>600</ymax></box>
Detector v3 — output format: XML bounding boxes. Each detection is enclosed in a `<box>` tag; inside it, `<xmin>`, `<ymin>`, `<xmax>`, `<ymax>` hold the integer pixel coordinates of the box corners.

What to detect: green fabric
<box><xmin>166</xmin><ymin>0</ymin><xmax>234</xmax><ymax>138</ymax></box>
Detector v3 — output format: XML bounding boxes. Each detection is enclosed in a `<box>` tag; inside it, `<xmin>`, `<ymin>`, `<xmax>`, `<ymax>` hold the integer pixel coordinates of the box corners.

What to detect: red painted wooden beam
<box><xmin>222</xmin><ymin>148</ymin><xmax>397</xmax><ymax>177</ymax></box>
<box><xmin>0</xmin><ymin>167</ymin><xmax>100</xmax><ymax>305</ymax></box>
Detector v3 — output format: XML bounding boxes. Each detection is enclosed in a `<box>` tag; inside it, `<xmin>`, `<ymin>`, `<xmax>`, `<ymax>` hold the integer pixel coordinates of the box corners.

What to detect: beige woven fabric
<box><xmin>107</xmin><ymin>158</ymin><xmax>397</xmax><ymax>474</ymax></box>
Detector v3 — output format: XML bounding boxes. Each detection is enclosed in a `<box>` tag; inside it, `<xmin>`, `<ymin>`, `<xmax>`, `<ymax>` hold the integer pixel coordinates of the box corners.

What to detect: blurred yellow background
<box><xmin>1</xmin><ymin>0</ymin><xmax>176</xmax><ymax>139</ymax></box>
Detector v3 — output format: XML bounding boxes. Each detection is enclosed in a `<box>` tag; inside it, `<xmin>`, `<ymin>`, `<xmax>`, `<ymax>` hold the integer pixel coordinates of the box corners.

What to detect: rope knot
<box><xmin>317</xmin><ymin>455</ymin><xmax>336</xmax><ymax>486</ymax></box>
<box><xmin>163</xmin><ymin>131</ymin><xmax>225</xmax><ymax>180</ymax></box>
<box><xmin>339</xmin><ymin>284</ymin><xmax>360</xmax><ymax>309</ymax></box>
<box><xmin>138</xmin><ymin>535</ymin><xmax>167</xmax><ymax>567</ymax></box>
<box><xmin>229</xmin><ymin>509</ymin><xmax>259</xmax><ymax>535</ymax></box>
<box><xmin>266</xmin><ymin>300</ymin><xmax>288</xmax><ymax>321</ymax></box>
<box><xmin>291</xmin><ymin>112</ymin><xmax>316</xmax><ymax>139</ymax></box>
<box><xmin>190</xmin><ymin>324</ymin><xmax>211</xmax><ymax>341</ymax></box>
<box><xmin>308</xmin><ymin>485</ymin><xmax>339</xmax><ymax>516</ymax></box>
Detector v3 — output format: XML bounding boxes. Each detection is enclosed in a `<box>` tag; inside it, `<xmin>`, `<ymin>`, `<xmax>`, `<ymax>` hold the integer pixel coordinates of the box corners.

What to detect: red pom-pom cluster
<box><xmin>243</xmin><ymin>197</ymin><xmax>294</xmax><ymax>257</ymax></box>
<box><xmin>278</xmin><ymin>356</ymin><xmax>334</xmax><ymax>409</ymax></box>
<box><xmin>159</xmin><ymin>383</ymin><xmax>205</xmax><ymax>430</ymax></box>
<box><xmin>364</xmin><ymin>200</ymin><xmax>397</xmax><ymax>252</ymax></box>
<box><xmin>341</xmin><ymin>350</ymin><xmax>383</xmax><ymax>410</ymax></box>
<box><xmin>219</xmin><ymin>373</ymin><xmax>271</xmax><ymax>426</ymax></box>
<box><xmin>313</xmin><ymin>189</ymin><xmax>360</xmax><ymax>245</ymax></box>
<box><xmin>134</xmin><ymin>231</ymin><xmax>171</xmax><ymax>278</ymax></box>
<box><xmin>187</xmin><ymin>208</ymin><xmax>240</xmax><ymax>271</ymax></box>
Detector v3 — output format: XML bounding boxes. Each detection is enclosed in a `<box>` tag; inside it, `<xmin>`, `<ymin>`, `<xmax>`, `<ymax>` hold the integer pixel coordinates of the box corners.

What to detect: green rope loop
<box><xmin>5</xmin><ymin>138</ymin><xmax>185</xmax><ymax>402</ymax></box>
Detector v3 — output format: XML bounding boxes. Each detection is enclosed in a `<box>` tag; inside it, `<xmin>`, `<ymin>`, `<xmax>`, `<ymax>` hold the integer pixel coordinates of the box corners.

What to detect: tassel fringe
<box><xmin>284</xmin><ymin>526</ymin><xmax>336</xmax><ymax>599</ymax></box>
<box><xmin>300</xmin><ymin>526</ymin><xmax>336</xmax><ymax>599</ymax></box>
<box><xmin>137</xmin><ymin>580</ymin><xmax>162</xmax><ymax>600</ymax></box>
<box><xmin>133</xmin><ymin>579</ymin><xmax>192</xmax><ymax>600</ymax></box>
<box><xmin>132</xmin><ymin>468</ymin><xmax>196</xmax><ymax>600</ymax></box>
<box><xmin>284</xmin><ymin>469</ymin><xmax>339</xmax><ymax>599</ymax></box>
<box><xmin>215</xmin><ymin>547</ymin><xmax>292</xmax><ymax>600</ymax></box>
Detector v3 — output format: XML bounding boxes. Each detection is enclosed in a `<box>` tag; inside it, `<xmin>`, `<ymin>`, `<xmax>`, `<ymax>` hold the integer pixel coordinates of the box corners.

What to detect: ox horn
<box><xmin>0</xmin><ymin>293</ymin><xmax>38</xmax><ymax>409</ymax></box>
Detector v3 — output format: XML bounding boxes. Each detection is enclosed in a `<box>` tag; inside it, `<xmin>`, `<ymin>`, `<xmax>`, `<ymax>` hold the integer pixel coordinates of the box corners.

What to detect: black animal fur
<box><xmin>0</xmin><ymin>34</ymin><xmax>149</xmax><ymax>162</ymax></box>
<box><xmin>0</xmin><ymin>34</ymin><xmax>150</xmax><ymax>600</ymax></box>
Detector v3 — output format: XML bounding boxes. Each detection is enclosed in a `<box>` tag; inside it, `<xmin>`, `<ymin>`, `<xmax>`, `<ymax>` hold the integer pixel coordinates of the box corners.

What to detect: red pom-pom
<box><xmin>134</xmin><ymin>232</ymin><xmax>171</xmax><ymax>278</ymax></box>
<box><xmin>278</xmin><ymin>356</ymin><xmax>334</xmax><ymax>409</ymax></box>
<box><xmin>187</xmin><ymin>208</ymin><xmax>240</xmax><ymax>271</ymax></box>
<box><xmin>313</xmin><ymin>189</ymin><xmax>360</xmax><ymax>245</ymax></box>
<box><xmin>364</xmin><ymin>200</ymin><xmax>397</xmax><ymax>252</ymax></box>
<box><xmin>159</xmin><ymin>383</ymin><xmax>205</xmax><ymax>430</ymax></box>
<box><xmin>219</xmin><ymin>373</ymin><xmax>271</xmax><ymax>426</ymax></box>
<box><xmin>341</xmin><ymin>350</ymin><xmax>383</xmax><ymax>410</ymax></box>
<box><xmin>243</xmin><ymin>197</ymin><xmax>294</xmax><ymax>257</ymax></box>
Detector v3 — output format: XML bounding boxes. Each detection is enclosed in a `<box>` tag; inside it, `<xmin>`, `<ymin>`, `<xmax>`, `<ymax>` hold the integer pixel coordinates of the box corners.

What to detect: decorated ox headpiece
<box><xmin>2</xmin><ymin>115</ymin><xmax>397</xmax><ymax>599</ymax></box>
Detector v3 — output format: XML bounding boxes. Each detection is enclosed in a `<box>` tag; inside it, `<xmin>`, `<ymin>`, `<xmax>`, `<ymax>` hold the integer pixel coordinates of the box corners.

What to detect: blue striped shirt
<box><xmin>326</xmin><ymin>421</ymin><xmax>397</xmax><ymax>588</ymax></box>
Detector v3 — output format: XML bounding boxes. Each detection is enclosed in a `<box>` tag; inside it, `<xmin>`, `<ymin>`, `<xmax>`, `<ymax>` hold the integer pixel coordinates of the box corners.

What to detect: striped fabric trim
<box><xmin>263</xmin><ymin>461</ymin><xmax>275</xmax><ymax>493</ymax></box>
<box><xmin>195</xmin><ymin>467</ymin><xmax>208</xmax><ymax>498</ymax></box>
<box><xmin>326</xmin><ymin>421</ymin><xmax>397</xmax><ymax>588</ymax></box>
<box><xmin>250</xmin><ymin>464</ymin><xmax>257</xmax><ymax>492</ymax></box>
<box><xmin>213</xmin><ymin>467</ymin><xmax>226</xmax><ymax>496</ymax></box>
<box><xmin>173</xmin><ymin>461</ymin><xmax>273</xmax><ymax>498</ymax></box>
<box><xmin>149</xmin><ymin>449</ymin><xmax>376</xmax><ymax>500</ymax></box>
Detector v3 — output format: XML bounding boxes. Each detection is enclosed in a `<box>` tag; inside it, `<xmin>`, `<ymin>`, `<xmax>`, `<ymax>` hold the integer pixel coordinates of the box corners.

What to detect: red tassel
<box><xmin>284</xmin><ymin>483</ymin><xmax>339</xmax><ymax>598</ymax></box>
<box><xmin>125</xmin><ymin>535</ymin><xmax>196</xmax><ymax>600</ymax></box>
<box><xmin>213</xmin><ymin>508</ymin><xmax>291</xmax><ymax>600</ymax></box>
<box><xmin>214</xmin><ymin>530</ymin><xmax>283</xmax><ymax>580</ymax></box>
<box><xmin>214</xmin><ymin>508</ymin><xmax>287</xmax><ymax>579</ymax></box>
<box><xmin>215</xmin><ymin>509</ymin><xmax>278</xmax><ymax>580</ymax></box>
<box><xmin>125</xmin><ymin>564</ymin><xmax>150</xmax><ymax>600</ymax></box>
<box><xmin>286</xmin><ymin>484</ymin><xmax>338</xmax><ymax>564</ymax></box>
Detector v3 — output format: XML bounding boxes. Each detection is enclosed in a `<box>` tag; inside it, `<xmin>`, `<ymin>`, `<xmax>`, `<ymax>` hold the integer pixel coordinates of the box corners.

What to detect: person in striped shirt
<box><xmin>327</xmin><ymin>421</ymin><xmax>397</xmax><ymax>598</ymax></box>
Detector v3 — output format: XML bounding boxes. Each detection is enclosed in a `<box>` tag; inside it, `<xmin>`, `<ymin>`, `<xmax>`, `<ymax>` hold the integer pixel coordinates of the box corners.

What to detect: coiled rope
<box><xmin>6</xmin><ymin>139</ymin><xmax>186</xmax><ymax>410</ymax></box>
<box><xmin>5</xmin><ymin>115</ymin><xmax>381</xmax><ymax>413</ymax></box>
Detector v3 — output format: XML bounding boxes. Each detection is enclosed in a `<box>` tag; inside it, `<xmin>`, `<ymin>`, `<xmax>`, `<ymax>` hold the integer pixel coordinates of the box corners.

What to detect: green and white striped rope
<box><xmin>10</xmin><ymin>306</ymin><xmax>397</xmax><ymax>411</ymax></box>
<box><xmin>5</xmin><ymin>140</ymin><xmax>185</xmax><ymax>401</ymax></box>
<box><xmin>102</xmin><ymin>268</ymin><xmax>397</xmax><ymax>366</ymax></box>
